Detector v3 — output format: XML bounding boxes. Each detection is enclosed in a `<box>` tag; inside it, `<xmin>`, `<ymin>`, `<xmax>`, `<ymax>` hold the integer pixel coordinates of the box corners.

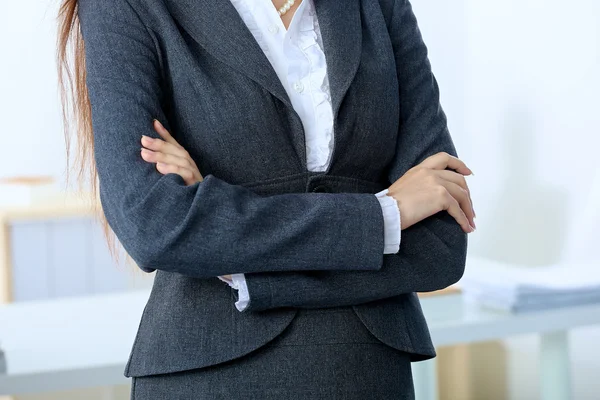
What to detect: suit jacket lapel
<box><xmin>165</xmin><ymin>0</ymin><xmax>362</xmax><ymax>172</ymax></box>
<box><xmin>314</xmin><ymin>0</ymin><xmax>362</xmax><ymax>123</ymax></box>
<box><xmin>166</xmin><ymin>0</ymin><xmax>290</xmax><ymax>104</ymax></box>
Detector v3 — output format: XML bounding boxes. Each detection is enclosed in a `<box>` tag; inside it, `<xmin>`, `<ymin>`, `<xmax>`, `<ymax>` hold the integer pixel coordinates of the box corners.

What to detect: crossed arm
<box><xmin>79</xmin><ymin>0</ymin><xmax>467</xmax><ymax>306</ymax></box>
<box><xmin>237</xmin><ymin>0</ymin><xmax>469</xmax><ymax>311</ymax></box>
<box><xmin>135</xmin><ymin>0</ymin><xmax>470</xmax><ymax>312</ymax></box>
<box><xmin>79</xmin><ymin>0</ymin><xmax>394</xmax><ymax>279</ymax></box>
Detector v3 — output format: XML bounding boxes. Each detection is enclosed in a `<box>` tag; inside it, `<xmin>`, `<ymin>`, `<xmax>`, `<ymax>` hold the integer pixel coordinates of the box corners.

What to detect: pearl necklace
<box><xmin>277</xmin><ymin>0</ymin><xmax>296</xmax><ymax>16</ymax></box>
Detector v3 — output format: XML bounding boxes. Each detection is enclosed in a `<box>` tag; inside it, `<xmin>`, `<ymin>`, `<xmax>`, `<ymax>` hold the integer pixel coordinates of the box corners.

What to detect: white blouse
<box><xmin>218</xmin><ymin>0</ymin><xmax>401</xmax><ymax>311</ymax></box>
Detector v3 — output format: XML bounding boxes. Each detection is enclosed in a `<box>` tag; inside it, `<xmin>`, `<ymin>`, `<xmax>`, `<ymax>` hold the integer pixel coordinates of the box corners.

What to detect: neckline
<box><xmin>271</xmin><ymin>0</ymin><xmax>308</xmax><ymax>35</ymax></box>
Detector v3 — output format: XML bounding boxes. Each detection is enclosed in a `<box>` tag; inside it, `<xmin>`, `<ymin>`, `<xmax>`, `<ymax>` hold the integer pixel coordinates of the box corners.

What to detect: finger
<box><xmin>421</xmin><ymin>152</ymin><xmax>473</xmax><ymax>176</ymax></box>
<box><xmin>439</xmin><ymin>180</ymin><xmax>475</xmax><ymax>230</ymax></box>
<box><xmin>153</xmin><ymin>119</ymin><xmax>182</xmax><ymax>148</ymax></box>
<box><xmin>141</xmin><ymin>135</ymin><xmax>188</xmax><ymax>158</ymax></box>
<box><xmin>140</xmin><ymin>148</ymin><xmax>193</xmax><ymax>170</ymax></box>
<box><xmin>443</xmin><ymin>180</ymin><xmax>475</xmax><ymax>229</ymax></box>
<box><xmin>155</xmin><ymin>162</ymin><xmax>197</xmax><ymax>186</ymax></box>
<box><xmin>441</xmin><ymin>190</ymin><xmax>473</xmax><ymax>233</ymax></box>
<box><xmin>435</xmin><ymin>170</ymin><xmax>476</xmax><ymax>219</ymax></box>
<box><xmin>141</xmin><ymin>148</ymin><xmax>202</xmax><ymax>183</ymax></box>
<box><xmin>141</xmin><ymin>135</ymin><xmax>202</xmax><ymax>178</ymax></box>
<box><xmin>141</xmin><ymin>139</ymin><xmax>203</xmax><ymax>183</ymax></box>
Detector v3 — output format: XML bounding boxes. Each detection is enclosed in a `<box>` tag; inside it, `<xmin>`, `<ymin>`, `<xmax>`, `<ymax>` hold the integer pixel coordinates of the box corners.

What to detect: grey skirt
<box><xmin>131</xmin><ymin>305</ymin><xmax>415</xmax><ymax>399</ymax></box>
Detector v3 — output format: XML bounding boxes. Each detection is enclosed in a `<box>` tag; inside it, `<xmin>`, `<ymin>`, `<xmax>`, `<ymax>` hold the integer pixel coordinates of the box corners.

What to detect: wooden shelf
<box><xmin>0</xmin><ymin>191</ymin><xmax>99</xmax><ymax>223</ymax></box>
<box><xmin>418</xmin><ymin>285</ymin><xmax>462</xmax><ymax>298</ymax></box>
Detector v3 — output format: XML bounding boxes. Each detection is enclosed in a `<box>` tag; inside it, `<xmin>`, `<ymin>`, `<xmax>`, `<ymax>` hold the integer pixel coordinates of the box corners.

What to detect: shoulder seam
<box><xmin>122</xmin><ymin>0</ymin><xmax>159</xmax><ymax>60</ymax></box>
<box><xmin>122</xmin><ymin>0</ymin><xmax>167</xmax><ymax>89</ymax></box>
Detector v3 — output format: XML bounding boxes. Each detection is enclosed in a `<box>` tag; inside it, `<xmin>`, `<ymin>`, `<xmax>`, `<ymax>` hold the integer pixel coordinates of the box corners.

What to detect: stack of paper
<box><xmin>0</xmin><ymin>341</ymin><xmax>5</xmax><ymax>374</ymax></box>
<box><xmin>459</xmin><ymin>256</ymin><xmax>600</xmax><ymax>313</ymax></box>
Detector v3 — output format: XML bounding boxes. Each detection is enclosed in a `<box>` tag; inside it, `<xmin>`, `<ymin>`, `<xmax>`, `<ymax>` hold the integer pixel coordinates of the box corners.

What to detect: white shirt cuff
<box><xmin>217</xmin><ymin>274</ymin><xmax>250</xmax><ymax>311</ymax></box>
<box><xmin>217</xmin><ymin>275</ymin><xmax>233</xmax><ymax>285</ymax></box>
<box><xmin>231</xmin><ymin>274</ymin><xmax>250</xmax><ymax>311</ymax></box>
<box><xmin>374</xmin><ymin>189</ymin><xmax>401</xmax><ymax>254</ymax></box>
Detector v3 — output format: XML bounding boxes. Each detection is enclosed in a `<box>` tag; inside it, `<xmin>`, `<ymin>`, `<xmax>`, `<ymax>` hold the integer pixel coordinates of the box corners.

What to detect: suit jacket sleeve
<box><xmin>223</xmin><ymin>190</ymin><xmax>401</xmax><ymax>312</ymax></box>
<box><xmin>241</xmin><ymin>0</ymin><xmax>468</xmax><ymax>312</ymax></box>
<box><xmin>77</xmin><ymin>0</ymin><xmax>390</xmax><ymax>279</ymax></box>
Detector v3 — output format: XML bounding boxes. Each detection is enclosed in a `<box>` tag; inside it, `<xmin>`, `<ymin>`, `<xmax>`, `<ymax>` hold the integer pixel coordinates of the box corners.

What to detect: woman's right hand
<box><xmin>387</xmin><ymin>152</ymin><xmax>476</xmax><ymax>233</ymax></box>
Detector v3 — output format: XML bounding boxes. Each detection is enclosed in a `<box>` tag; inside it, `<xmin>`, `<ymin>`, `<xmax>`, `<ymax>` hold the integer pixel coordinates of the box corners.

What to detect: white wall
<box><xmin>463</xmin><ymin>0</ymin><xmax>600</xmax><ymax>265</ymax></box>
<box><xmin>414</xmin><ymin>0</ymin><xmax>600</xmax><ymax>399</ymax></box>
<box><xmin>0</xmin><ymin>0</ymin><xmax>69</xmax><ymax>187</ymax></box>
<box><xmin>1</xmin><ymin>0</ymin><xmax>599</xmax><ymax>399</ymax></box>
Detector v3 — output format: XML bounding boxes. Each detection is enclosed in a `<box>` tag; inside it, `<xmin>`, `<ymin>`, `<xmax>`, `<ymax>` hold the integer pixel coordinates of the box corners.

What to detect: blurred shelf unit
<box><xmin>0</xmin><ymin>190</ymin><xmax>153</xmax><ymax>304</ymax></box>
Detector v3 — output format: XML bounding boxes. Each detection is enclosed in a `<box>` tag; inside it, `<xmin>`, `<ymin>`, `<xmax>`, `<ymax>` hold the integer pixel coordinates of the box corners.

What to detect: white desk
<box><xmin>412</xmin><ymin>294</ymin><xmax>600</xmax><ymax>400</ymax></box>
<box><xmin>1</xmin><ymin>290</ymin><xmax>600</xmax><ymax>398</ymax></box>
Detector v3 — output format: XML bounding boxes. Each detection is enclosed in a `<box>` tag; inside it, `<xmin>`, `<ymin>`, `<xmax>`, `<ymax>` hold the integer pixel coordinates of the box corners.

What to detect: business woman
<box><xmin>57</xmin><ymin>0</ymin><xmax>474</xmax><ymax>398</ymax></box>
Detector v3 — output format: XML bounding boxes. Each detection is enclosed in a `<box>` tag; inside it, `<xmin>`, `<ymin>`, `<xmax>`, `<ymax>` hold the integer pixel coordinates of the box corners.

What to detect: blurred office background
<box><xmin>0</xmin><ymin>0</ymin><xmax>599</xmax><ymax>399</ymax></box>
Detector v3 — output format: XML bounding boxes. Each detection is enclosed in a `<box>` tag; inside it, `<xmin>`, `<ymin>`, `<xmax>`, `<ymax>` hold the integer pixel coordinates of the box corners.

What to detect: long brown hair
<box><xmin>56</xmin><ymin>0</ymin><xmax>133</xmax><ymax>269</ymax></box>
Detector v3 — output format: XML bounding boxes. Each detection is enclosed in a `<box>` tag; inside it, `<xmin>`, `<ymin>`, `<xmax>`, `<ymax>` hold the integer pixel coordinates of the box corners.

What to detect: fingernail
<box><xmin>157</xmin><ymin>162</ymin><xmax>166</xmax><ymax>168</ymax></box>
<box><xmin>141</xmin><ymin>135</ymin><xmax>153</xmax><ymax>142</ymax></box>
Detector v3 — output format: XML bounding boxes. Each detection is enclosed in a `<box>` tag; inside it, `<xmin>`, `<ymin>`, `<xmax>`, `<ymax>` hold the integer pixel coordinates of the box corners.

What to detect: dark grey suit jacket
<box><xmin>78</xmin><ymin>0</ymin><xmax>468</xmax><ymax>377</ymax></box>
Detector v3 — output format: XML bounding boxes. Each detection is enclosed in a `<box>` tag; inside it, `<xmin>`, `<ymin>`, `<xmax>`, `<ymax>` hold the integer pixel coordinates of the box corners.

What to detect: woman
<box><xmin>57</xmin><ymin>0</ymin><xmax>475</xmax><ymax>398</ymax></box>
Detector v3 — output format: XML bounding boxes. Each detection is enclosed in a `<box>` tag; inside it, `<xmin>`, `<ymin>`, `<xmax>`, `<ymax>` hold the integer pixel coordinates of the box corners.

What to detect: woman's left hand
<box><xmin>140</xmin><ymin>119</ymin><xmax>203</xmax><ymax>185</ymax></box>
<box><xmin>141</xmin><ymin>120</ymin><xmax>232</xmax><ymax>282</ymax></box>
